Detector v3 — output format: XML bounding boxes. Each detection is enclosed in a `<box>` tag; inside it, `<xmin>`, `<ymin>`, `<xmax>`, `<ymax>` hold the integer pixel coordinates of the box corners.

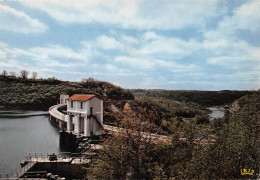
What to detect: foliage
<box><xmin>131</xmin><ymin>89</ymin><xmax>253</xmax><ymax>106</ymax></box>
<box><xmin>87</xmin><ymin>93</ymin><xmax>259</xmax><ymax>179</ymax></box>
<box><xmin>87</xmin><ymin>115</ymin><xmax>162</xmax><ymax>179</ymax></box>
<box><xmin>182</xmin><ymin>93</ymin><xmax>260</xmax><ymax>179</ymax></box>
<box><xmin>0</xmin><ymin>76</ymin><xmax>134</xmax><ymax>110</ymax></box>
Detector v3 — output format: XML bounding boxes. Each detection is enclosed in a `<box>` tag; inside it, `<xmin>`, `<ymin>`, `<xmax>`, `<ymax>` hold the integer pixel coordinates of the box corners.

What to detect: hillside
<box><xmin>88</xmin><ymin>90</ymin><xmax>260</xmax><ymax>179</ymax></box>
<box><xmin>0</xmin><ymin>76</ymin><xmax>134</xmax><ymax>110</ymax></box>
<box><xmin>131</xmin><ymin>89</ymin><xmax>254</xmax><ymax>106</ymax></box>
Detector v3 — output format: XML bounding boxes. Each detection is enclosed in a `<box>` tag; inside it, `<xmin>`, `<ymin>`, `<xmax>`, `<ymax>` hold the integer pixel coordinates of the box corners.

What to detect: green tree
<box><xmin>183</xmin><ymin>93</ymin><xmax>260</xmax><ymax>179</ymax></box>
<box><xmin>87</xmin><ymin>113</ymin><xmax>163</xmax><ymax>179</ymax></box>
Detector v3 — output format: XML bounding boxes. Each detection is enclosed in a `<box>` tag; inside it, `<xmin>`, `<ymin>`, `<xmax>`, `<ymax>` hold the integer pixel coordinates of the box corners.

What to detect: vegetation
<box><xmin>0</xmin><ymin>75</ymin><xmax>133</xmax><ymax>110</ymax></box>
<box><xmin>87</xmin><ymin>113</ymin><xmax>163</xmax><ymax>179</ymax></box>
<box><xmin>131</xmin><ymin>89</ymin><xmax>253</xmax><ymax>106</ymax></box>
<box><xmin>87</xmin><ymin>92</ymin><xmax>260</xmax><ymax>179</ymax></box>
<box><xmin>1</xmin><ymin>70</ymin><xmax>259</xmax><ymax>178</ymax></box>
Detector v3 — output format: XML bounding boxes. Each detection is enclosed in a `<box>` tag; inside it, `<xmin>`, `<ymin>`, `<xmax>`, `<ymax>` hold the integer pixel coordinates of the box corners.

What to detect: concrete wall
<box><xmin>60</xmin><ymin>94</ymin><xmax>69</xmax><ymax>104</ymax></box>
<box><xmin>89</xmin><ymin>97</ymin><xmax>103</xmax><ymax>135</ymax></box>
<box><xmin>66</xmin><ymin>96</ymin><xmax>103</xmax><ymax>136</ymax></box>
<box><xmin>67</xmin><ymin>100</ymin><xmax>88</xmax><ymax>114</ymax></box>
<box><xmin>29</xmin><ymin>161</ymin><xmax>87</xmax><ymax>179</ymax></box>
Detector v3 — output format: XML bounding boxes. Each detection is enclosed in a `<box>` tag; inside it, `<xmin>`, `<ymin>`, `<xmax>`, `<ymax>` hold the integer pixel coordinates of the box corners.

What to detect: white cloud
<box><xmin>115</xmin><ymin>56</ymin><xmax>155</xmax><ymax>69</ymax></box>
<box><xmin>205</xmin><ymin>37</ymin><xmax>260</xmax><ymax>68</ymax></box>
<box><xmin>138</xmin><ymin>32</ymin><xmax>201</xmax><ymax>59</ymax></box>
<box><xmin>0</xmin><ymin>4</ymin><xmax>48</xmax><ymax>33</ymax></box>
<box><xmin>0</xmin><ymin>42</ymin><xmax>90</xmax><ymax>73</ymax></box>
<box><xmin>0</xmin><ymin>50</ymin><xmax>7</xmax><ymax>59</ymax></box>
<box><xmin>96</xmin><ymin>35</ymin><xmax>123</xmax><ymax>50</ymax></box>
<box><xmin>218</xmin><ymin>0</ymin><xmax>260</xmax><ymax>34</ymax></box>
<box><xmin>20</xmin><ymin>0</ymin><xmax>224</xmax><ymax>30</ymax></box>
<box><xmin>121</xmin><ymin>35</ymin><xmax>139</xmax><ymax>44</ymax></box>
<box><xmin>143</xmin><ymin>32</ymin><xmax>161</xmax><ymax>41</ymax></box>
<box><xmin>202</xmin><ymin>1</ymin><xmax>260</xmax><ymax>71</ymax></box>
<box><xmin>206</xmin><ymin>56</ymin><xmax>249</xmax><ymax>69</ymax></box>
<box><xmin>29</xmin><ymin>44</ymin><xmax>87</xmax><ymax>61</ymax></box>
<box><xmin>115</xmin><ymin>56</ymin><xmax>200</xmax><ymax>73</ymax></box>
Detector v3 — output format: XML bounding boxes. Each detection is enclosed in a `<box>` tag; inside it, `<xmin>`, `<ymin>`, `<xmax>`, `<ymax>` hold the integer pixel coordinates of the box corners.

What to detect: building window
<box><xmin>90</xmin><ymin>107</ymin><xmax>93</xmax><ymax>115</ymax></box>
<box><xmin>80</xmin><ymin>102</ymin><xmax>83</xmax><ymax>109</ymax></box>
<box><xmin>71</xmin><ymin>101</ymin><xmax>73</xmax><ymax>108</ymax></box>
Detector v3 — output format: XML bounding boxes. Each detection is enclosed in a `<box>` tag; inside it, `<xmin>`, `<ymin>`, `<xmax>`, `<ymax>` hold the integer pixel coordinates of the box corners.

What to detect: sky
<box><xmin>0</xmin><ymin>0</ymin><xmax>260</xmax><ymax>90</ymax></box>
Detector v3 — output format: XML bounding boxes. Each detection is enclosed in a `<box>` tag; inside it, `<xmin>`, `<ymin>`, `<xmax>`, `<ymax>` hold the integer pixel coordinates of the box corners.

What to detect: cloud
<box><xmin>0</xmin><ymin>42</ymin><xmax>89</xmax><ymax>73</ymax></box>
<box><xmin>204</xmin><ymin>37</ymin><xmax>260</xmax><ymax>68</ymax></box>
<box><xmin>0</xmin><ymin>4</ymin><xmax>48</xmax><ymax>33</ymax></box>
<box><xmin>96</xmin><ymin>35</ymin><xmax>123</xmax><ymax>50</ymax></box>
<box><xmin>218</xmin><ymin>0</ymin><xmax>260</xmax><ymax>34</ymax></box>
<box><xmin>139</xmin><ymin>32</ymin><xmax>201</xmax><ymax>58</ymax></box>
<box><xmin>121</xmin><ymin>35</ymin><xmax>139</xmax><ymax>44</ymax></box>
<box><xmin>20</xmin><ymin>0</ymin><xmax>224</xmax><ymax>30</ymax></box>
<box><xmin>0</xmin><ymin>49</ymin><xmax>7</xmax><ymax>59</ymax></box>
<box><xmin>202</xmin><ymin>1</ymin><xmax>260</xmax><ymax>72</ymax></box>
<box><xmin>29</xmin><ymin>44</ymin><xmax>87</xmax><ymax>61</ymax></box>
<box><xmin>114</xmin><ymin>56</ymin><xmax>200</xmax><ymax>73</ymax></box>
<box><xmin>115</xmin><ymin>56</ymin><xmax>156</xmax><ymax>69</ymax></box>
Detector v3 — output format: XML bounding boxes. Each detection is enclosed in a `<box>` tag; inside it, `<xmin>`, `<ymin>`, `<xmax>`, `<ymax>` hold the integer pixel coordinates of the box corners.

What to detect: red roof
<box><xmin>67</xmin><ymin>94</ymin><xmax>102</xmax><ymax>101</ymax></box>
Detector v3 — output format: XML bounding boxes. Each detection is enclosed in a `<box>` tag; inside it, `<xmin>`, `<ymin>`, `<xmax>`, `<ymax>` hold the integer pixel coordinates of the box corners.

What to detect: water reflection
<box><xmin>0</xmin><ymin>110</ymin><xmax>60</xmax><ymax>173</ymax></box>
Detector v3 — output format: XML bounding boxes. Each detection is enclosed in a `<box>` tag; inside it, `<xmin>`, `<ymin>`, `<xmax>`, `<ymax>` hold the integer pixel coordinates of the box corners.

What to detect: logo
<box><xmin>240</xmin><ymin>169</ymin><xmax>254</xmax><ymax>175</ymax></box>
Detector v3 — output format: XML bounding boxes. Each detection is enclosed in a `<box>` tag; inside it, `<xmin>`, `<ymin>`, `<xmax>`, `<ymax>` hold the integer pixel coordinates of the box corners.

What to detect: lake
<box><xmin>0</xmin><ymin>110</ymin><xmax>60</xmax><ymax>173</ymax></box>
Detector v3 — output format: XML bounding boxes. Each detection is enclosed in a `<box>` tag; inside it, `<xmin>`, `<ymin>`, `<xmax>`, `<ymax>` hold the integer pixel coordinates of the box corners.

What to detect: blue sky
<box><xmin>0</xmin><ymin>0</ymin><xmax>259</xmax><ymax>90</ymax></box>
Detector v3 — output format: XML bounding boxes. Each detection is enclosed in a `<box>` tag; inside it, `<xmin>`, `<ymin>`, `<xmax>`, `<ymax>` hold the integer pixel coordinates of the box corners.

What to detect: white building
<box><xmin>65</xmin><ymin>94</ymin><xmax>103</xmax><ymax>137</ymax></box>
<box><xmin>60</xmin><ymin>93</ymin><xmax>69</xmax><ymax>104</ymax></box>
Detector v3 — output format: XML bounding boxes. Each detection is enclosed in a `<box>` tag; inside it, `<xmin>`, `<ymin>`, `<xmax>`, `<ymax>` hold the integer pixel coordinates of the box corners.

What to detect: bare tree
<box><xmin>32</xmin><ymin>72</ymin><xmax>37</xmax><ymax>79</ymax></box>
<box><xmin>52</xmin><ymin>76</ymin><xmax>57</xmax><ymax>80</ymax></box>
<box><xmin>1</xmin><ymin>70</ymin><xmax>8</xmax><ymax>76</ymax></box>
<box><xmin>9</xmin><ymin>72</ymin><xmax>16</xmax><ymax>77</ymax></box>
<box><xmin>20</xmin><ymin>70</ymin><xmax>29</xmax><ymax>79</ymax></box>
<box><xmin>81</xmin><ymin>78</ymin><xmax>87</xmax><ymax>82</ymax></box>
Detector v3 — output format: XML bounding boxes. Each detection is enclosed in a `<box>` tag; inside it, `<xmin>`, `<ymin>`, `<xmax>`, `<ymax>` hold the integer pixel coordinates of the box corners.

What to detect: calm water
<box><xmin>0</xmin><ymin>110</ymin><xmax>60</xmax><ymax>173</ymax></box>
<box><xmin>208</xmin><ymin>107</ymin><xmax>225</xmax><ymax>121</ymax></box>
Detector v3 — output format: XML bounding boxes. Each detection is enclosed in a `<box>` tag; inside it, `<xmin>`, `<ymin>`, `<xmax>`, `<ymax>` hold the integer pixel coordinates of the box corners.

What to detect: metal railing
<box><xmin>0</xmin><ymin>152</ymin><xmax>92</xmax><ymax>180</ymax></box>
<box><xmin>24</xmin><ymin>152</ymin><xmax>91</xmax><ymax>163</ymax></box>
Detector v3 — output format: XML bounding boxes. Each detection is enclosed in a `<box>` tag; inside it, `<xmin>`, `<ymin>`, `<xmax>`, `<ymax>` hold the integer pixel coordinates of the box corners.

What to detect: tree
<box><xmin>20</xmin><ymin>70</ymin><xmax>29</xmax><ymax>79</ymax></box>
<box><xmin>51</xmin><ymin>76</ymin><xmax>57</xmax><ymax>80</ymax></box>
<box><xmin>182</xmin><ymin>93</ymin><xmax>260</xmax><ymax>179</ymax></box>
<box><xmin>32</xmin><ymin>72</ymin><xmax>37</xmax><ymax>79</ymax></box>
<box><xmin>1</xmin><ymin>70</ymin><xmax>8</xmax><ymax>76</ymax></box>
<box><xmin>87</xmin><ymin>113</ymin><xmax>164</xmax><ymax>179</ymax></box>
<box><xmin>9</xmin><ymin>72</ymin><xmax>16</xmax><ymax>77</ymax></box>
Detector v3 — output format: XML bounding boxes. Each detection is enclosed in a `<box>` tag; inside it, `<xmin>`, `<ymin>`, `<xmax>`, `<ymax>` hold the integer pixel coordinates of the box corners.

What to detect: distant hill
<box><xmin>130</xmin><ymin>89</ymin><xmax>256</xmax><ymax>106</ymax></box>
<box><xmin>0</xmin><ymin>76</ymin><xmax>134</xmax><ymax>110</ymax></box>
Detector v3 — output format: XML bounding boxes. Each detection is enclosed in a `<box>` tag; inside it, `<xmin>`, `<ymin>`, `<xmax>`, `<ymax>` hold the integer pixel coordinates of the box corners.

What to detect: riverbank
<box><xmin>0</xmin><ymin>110</ymin><xmax>49</xmax><ymax>118</ymax></box>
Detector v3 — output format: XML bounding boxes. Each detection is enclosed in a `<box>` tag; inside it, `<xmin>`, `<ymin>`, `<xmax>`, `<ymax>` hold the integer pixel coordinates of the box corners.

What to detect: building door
<box><xmin>90</xmin><ymin>107</ymin><xmax>93</xmax><ymax>134</ymax></box>
<box><xmin>90</xmin><ymin>117</ymin><xmax>93</xmax><ymax>134</ymax></box>
<box><xmin>80</xmin><ymin>117</ymin><xmax>84</xmax><ymax>134</ymax></box>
